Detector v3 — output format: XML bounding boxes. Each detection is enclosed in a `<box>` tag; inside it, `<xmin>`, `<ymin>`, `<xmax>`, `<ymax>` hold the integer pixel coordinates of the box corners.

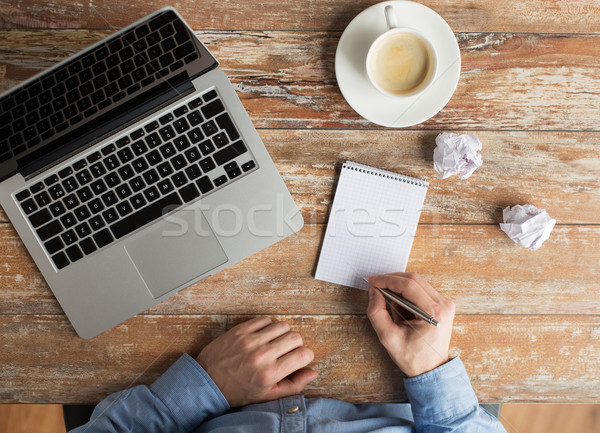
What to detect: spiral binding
<box><xmin>342</xmin><ymin>161</ymin><xmax>429</xmax><ymax>188</ymax></box>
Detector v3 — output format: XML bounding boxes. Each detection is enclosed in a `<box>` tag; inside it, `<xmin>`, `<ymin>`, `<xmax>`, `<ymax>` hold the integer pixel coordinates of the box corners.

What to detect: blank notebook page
<box><xmin>315</xmin><ymin>161</ymin><xmax>428</xmax><ymax>290</ymax></box>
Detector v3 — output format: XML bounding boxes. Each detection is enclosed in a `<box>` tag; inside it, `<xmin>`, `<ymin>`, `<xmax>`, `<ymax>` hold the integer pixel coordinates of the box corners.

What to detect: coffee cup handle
<box><xmin>384</xmin><ymin>5</ymin><xmax>398</xmax><ymax>30</ymax></box>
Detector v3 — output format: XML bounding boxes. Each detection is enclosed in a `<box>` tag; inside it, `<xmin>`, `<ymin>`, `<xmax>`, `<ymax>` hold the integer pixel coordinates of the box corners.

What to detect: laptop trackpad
<box><xmin>125</xmin><ymin>210</ymin><xmax>228</xmax><ymax>299</ymax></box>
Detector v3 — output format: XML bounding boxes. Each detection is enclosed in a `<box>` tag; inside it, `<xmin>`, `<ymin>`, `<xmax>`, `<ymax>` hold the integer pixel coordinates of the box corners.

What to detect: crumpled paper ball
<box><xmin>433</xmin><ymin>132</ymin><xmax>483</xmax><ymax>180</ymax></box>
<box><xmin>499</xmin><ymin>204</ymin><xmax>556</xmax><ymax>251</ymax></box>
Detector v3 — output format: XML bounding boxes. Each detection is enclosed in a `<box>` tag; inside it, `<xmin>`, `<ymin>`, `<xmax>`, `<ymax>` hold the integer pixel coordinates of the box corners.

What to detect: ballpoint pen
<box><xmin>362</xmin><ymin>277</ymin><xmax>439</xmax><ymax>327</ymax></box>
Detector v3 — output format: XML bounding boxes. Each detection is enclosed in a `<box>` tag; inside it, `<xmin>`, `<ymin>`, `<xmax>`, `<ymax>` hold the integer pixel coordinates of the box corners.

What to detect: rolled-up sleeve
<box><xmin>404</xmin><ymin>357</ymin><xmax>506</xmax><ymax>432</ymax></box>
<box><xmin>71</xmin><ymin>353</ymin><xmax>230</xmax><ymax>433</ymax></box>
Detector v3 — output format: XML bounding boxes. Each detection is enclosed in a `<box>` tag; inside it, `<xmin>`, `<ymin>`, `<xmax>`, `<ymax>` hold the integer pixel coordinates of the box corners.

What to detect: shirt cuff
<box><xmin>149</xmin><ymin>353</ymin><xmax>230</xmax><ymax>432</ymax></box>
<box><xmin>404</xmin><ymin>357</ymin><xmax>479</xmax><ymax>425</ymax></box>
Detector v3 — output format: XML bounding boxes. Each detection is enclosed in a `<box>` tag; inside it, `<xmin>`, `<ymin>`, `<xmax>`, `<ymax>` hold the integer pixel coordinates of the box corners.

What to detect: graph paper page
<box><xmin>315</xmin><ymin>161</ymin><xmax>428</xmax><ymax>290</ymax></box>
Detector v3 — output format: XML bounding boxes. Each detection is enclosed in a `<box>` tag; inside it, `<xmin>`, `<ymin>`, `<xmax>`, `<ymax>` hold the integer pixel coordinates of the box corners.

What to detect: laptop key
<box><xmin>111</xmin><ymin>191</ymin><xmax>182</xmax><ymax>239</ymax></box>
<box><xmin>199</xmin><ymin>140</ymin><xmax>215</xmax><ymax>156</ymax></box>
<box><xmin>201</xmin><ymin>120</ymin><xmax>218</xmax><ymax>137</ymax></box>
<box><xmin>241</xmin><ymin>160</ymin><xmax>256</xmax><ymax>172</ymax></box>
<box><xmin>171</xmin><ymin>172</ymin><xmax>187</xmax><ymax>188</ymax></box>
<box><xmin>49</xmin><ymin>201</ymin><xmax>66</xmax><ymax>217</ymax></box>
<box><xmin>142</xmin><ymin>168</ymin><xmax>159</xmax><ymax>185</ymax></box>
<box><xmin>44</xmin><ymin>236</ymin><xmax>64</xmax><ymax>255</ymax></box>
<box><xmin>52</xmin><ymin>251</ymin><xmax>69</xmax><ymax>270</ymax></box>
<box><xmin>104</xmin><ymin>172</ymin><xmax>120</xmax><ymax>188</ymax></box>
<box><xmin>116</xmin><ymin>201</ymin><xmax>133</xmax><ymax>217</ymax></box>
<box><xmin>130</xmin><ymin>193</ymin><xmax>147</xmax><ymax>209</ymax></box>
<box><xmin>171</xmin><ymin>154</ymin><xmax>187</xmax><ymax>170</ymax></box>
<box><xmin>144</xmin><ymin>121</ymin><xmax>160</xmax><ymax>133</ymax></box>
<box><xmin>214</xmin><ymin>175</ymin><xmax>227</xmax><ymax>187</ymax></box>
<box><xmin>15</xmin><ymin>190</ymin><xmax>30</xmax><ymax>201</ymax></box>
<box><xmin>201</xmin><ymin>99</ymin><xmax>224</xmax><ymax>119</ymax></box>
<box><xmin>197</xmin><ymin>176</ymin><xmax>214</xmax><ymax>194</ymax></box>
<box><xmin>62</xmin><ymin>177</ymin><xmax>78</xmax><ymax>192</ymax></box>
<box><xmin>199</xmin><ymin>157</ymin><xmax>216</xmax><ymax>173</ymax></box>
<box><xmin>143</xmin><ymin>186</ymin><xmax>160</xmax><ymax>202</ymax></box>
<box><xmin>76</xmin><ymin>169</ymin><xmax>93</xmax><ymax>185</ymax></box>
<box><xmin>66</xmin><ymin>245</ymin><xmax>84</xmax><ymax>263</ymax></box>
<box><xmin>203</xmin><ymin>89</ymin><xmax>218</xmax><ymax>102</ymax></box>
<box><xmin>116</xmin><ymin>184</ymin><xmax>132</xmax><ymax>200</ymax></box>
<box><xmin>213</xmin><ymin>140</ymin><xmax>248</xmax><ymax>166</ymax></box>
<box><xmin>79</xmin><ymin>237</ymin><xmax>97</xmax><ymax>255</ymax></box>
<box><xmin>21</xmin><ymin>198</ymin><xmax>38</xmax><ymax>214</ymax></box>
<box><xmin>60</xmin><ymin>213</ymin><xmax>77</xmax><ymax>229</ymax></box>
<box><xmin>102</xmin><ymin>208</ymin><xmax>119</xmax><ymax>224</ymax></box>
<box><xmin>76</xmin><ymin>186</ymin><xmax>93</xmax><ymax>202</ymax></box>
<box><xmin>74</xmin><ymin>205</ymin><xmax>91</xmax><ymax>221</ymax></box>
<box><xmin>179</xmin><ymin>183</ymin><xmax>200</xmax><ymax>203</ymax></box>
<box><xmin>37</xmin><ymin>220</ymin><xmax>62</xmax><ymax>241</ymax></box>
<box><xmin>29</xmin><ymin>182</ymin><xmax>44</xmax><ymax>194</ymax></box>
<box><xmin>174</xmin><ymin>105</ymin><xmax>188</xmax><ymax>117</ymax></box>
<box><xmin>62</xmin><ymin>225</ymin><xmax>82</xmax><ymax>244</ymax></box>
<box><xmin>93</xmin><ymin>228</ymin><xmax>114</xmax><ymax>248</ymax></box>
<box><xmin>34</xmin><ymin>191</ymin><xmax>51</xmax><ymax>207</ymax></box>
<box><xmin>184</xmin><ymin>164</ymin><xmax>201</xmax><ymax>180</ymax></box>
<box><xmin>30</xmin><ymin>208</ymin><xmax>52</xmax><ymax>228</ymax></box>
<box><xmin>227</xmin><ymin>167</ymin><xmax>242</xmax><ymax>180</ymax></box>
<box><xmin>157</xmin><ymin>178</ymin><xmax>174</xmax><ymax>194</ymax></box>
<box><xmin>101</xmin><ymin>190</ymin><xmax>118</xmax><ymax>207</ymax></box>
<box><xmin>173</xmin><ymin>136</ymin><xmax>190</xmax><ymax>151</ymax></box>
<box><xmin>187</xmin><ymin>110</ymin><xmax>203</xmax><ymax>126</ymax></box>
<box><xmin>74</xmin><ymin>222</ymin><xmax>92</xmax><ymax>238</ymax></box>
<box><xmin>187</xmin><ymin>128</ymin><xmax>203</xmax><ymax>144</ymax></box>
<box><xmin>63</xmin><ymin>194</ymin><xmax>79</xmax><ymax>210</ymax></box>
<box><xmin>215</xmin><ymin>113</ymin><xmax>240</xmax><ymax>141</ymax></box>
<box><xmin>212</xmin><ymin>132</ymin><xmax>229</xmax><ymax>148</ymax></box>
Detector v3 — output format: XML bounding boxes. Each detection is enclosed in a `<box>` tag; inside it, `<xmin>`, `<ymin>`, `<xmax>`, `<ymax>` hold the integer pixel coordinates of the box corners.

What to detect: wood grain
<box><xmin>1</xmin><ymin>314</ymin><xmax>599</xmax><ymax>403</ymax></box>
<box><xmin>2</xmin><ymin>223</ymin><xmax>599</xmax><ymax>316</ymax></box>
<box><xmin>1</xmin><ymin>0</ymin><xmax>600</xmax><ymax>33</ymax></box>
<box><xmin>501</xmin><ymin>403</ymin><xmax>600</xmax><ymax>433</ymax></box>
<box><xmin>0</xmin><ymin>404</ymin><xmax>65</xmax><ymax>433</ymax></box>
<box><xmin>1</xmin><ymin>31</ymin><xmax>600</xmax><ymax>130</ymax></box>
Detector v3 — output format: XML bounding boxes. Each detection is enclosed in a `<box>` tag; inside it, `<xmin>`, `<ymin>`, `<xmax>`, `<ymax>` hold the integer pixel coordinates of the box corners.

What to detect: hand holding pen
<box><xmin>366</xmin><ymin>272</ymin><xmax>455</xmax><ymax>377</ymax></box>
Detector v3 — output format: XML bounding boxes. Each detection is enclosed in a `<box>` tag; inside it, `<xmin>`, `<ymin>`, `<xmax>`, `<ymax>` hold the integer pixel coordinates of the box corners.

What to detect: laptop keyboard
<box><xmin>14</xmin><ymin>89</ymin><xmax>257</xmax><ymax>270</ymax></box>
<box><xmin>0</xmin><ymin>10</ymin><xmax>199</xmax><ymax>164</ymax></box>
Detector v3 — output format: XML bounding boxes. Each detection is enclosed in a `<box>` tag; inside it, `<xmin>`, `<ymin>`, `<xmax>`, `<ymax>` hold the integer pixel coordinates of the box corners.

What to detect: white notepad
<box><xmin>315</xmin><ymin>161</ymin><xmax>428</xmax><ymax>290</ymax></box>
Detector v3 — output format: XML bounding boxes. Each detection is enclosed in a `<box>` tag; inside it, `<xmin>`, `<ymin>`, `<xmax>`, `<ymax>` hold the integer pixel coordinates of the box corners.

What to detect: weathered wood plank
<box><xmin>1</xmin><ymin>0</ymin><xmax>599</xmax><ymax>33</ymax></box>
<box><xmin>1</xmin><ymin>314</ymin><xmax>599</xmax><ymax>403</ymax></box>
<box><xmin>265</xmin><ymin>129</ymin><xmax>600</xmax><ymax>225</ymax></box>
<box><xmin>2</xmin><ymin>223</ymin><xmax>599</xmax><ymax>316</ymax></box>
<box><xmin>1</xmin><ymin>31</ymin><xmax>600</xmax><ymax>130</ymax></box>
<box><xmin>1</xmin><ymin>129</ymin><xmax>599</xmax><ymax>224</ymax></box>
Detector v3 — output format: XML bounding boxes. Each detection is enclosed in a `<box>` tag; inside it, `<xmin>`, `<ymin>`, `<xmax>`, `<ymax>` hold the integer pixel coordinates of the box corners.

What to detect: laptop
<box><xmin>0</xmin><ymin>8</ymin><xmax>303</xmax><ymax>339</ymax></box>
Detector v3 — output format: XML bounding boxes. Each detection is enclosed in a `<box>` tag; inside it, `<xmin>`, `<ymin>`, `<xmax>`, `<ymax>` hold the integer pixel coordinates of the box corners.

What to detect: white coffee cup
<box><xmin>366</xmin><ymin>5</ymin><xmax>437</xmax><ymax>98</ymax></box>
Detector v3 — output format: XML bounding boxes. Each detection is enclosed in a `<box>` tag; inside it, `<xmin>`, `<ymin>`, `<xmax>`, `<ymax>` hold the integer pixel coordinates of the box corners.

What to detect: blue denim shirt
<box><xmin>72</xmin><ymin>355</ymin><xmax>506</xmax><ymax>432</ymax></box>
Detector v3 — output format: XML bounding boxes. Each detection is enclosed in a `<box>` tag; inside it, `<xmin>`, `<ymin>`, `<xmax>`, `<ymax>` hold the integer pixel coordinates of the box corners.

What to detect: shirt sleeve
<box><xmin>404</xmin><ymin>357</ymin><xmax>507</xmax><ymax>433</ymax></box>
<box><xmin>70</xmin><ymin>353</ymin><xmax>230</xmax><ymax>433</ymax></box>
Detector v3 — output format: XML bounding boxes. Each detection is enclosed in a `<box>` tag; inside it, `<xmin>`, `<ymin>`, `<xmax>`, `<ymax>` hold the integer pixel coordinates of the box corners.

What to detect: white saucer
<box><xmin>335</xmin><ymin>1</ymin><xmax>461</xmax><ymax>128</ymax></box>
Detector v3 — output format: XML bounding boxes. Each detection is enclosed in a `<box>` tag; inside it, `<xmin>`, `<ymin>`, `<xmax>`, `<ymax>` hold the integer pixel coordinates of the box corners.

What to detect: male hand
<box><xmin>196</xmin><ymin>317</ymin><xmax>318</xmax><ymax>407</ymax></box>
<box><xmin>366</xmin><ymin>272</ymin><xmax>455</xmax><ymax>377</ymax></box>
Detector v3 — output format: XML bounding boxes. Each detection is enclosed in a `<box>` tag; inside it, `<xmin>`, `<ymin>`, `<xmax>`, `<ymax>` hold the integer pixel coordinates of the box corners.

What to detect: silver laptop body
<box><xmin>0</xmin><ymin>8</ymin><xmax>303</xmax><ymax>338</ymax></box>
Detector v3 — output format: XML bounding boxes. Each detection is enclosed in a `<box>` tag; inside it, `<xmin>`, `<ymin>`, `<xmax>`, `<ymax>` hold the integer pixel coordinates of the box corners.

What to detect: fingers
<box><xmin>367</xmin><ymin>287</ymin><xmax>405</xmax><ymax>347</ymax></box>
<box><xmin>380</xmin><ymin>272</ymin><xmax>442</xmax><ymax>301</ymax></box>
<box><xmin>268</xmin><ymin>368</ymin><xmax>318</xmax><ymax>400</ymax></box>
<box><xmin>233</xmin><ymin>316</ymin><xmax>273</xmax><ymax>334</ymax></box>
<box><xmin>368</xmin><ymin>273</ymin><xmax>437</xmax><ymax>314</ymax></box>
<box><xmin>267</xmin><ymin>330</ymin><xmax>304</xmax><ymax>359</ymax></box>
<box><xmin>274</xmin><ymin>346</ymin><xmax>315</xmax><ymax>383</ymax></box>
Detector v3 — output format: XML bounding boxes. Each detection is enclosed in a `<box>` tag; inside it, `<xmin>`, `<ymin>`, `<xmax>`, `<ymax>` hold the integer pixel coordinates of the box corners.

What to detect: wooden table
<box><xmin>1</xmin><ymin>0</ymin><xmax>599</xmax><ymax>404</ymax></box>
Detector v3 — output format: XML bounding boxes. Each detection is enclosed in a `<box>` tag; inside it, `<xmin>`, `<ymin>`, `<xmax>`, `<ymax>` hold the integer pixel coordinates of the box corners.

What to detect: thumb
<box><xmin>267</xmin><ymin>368</ymin><xmax>318</xmax><ymax>400</ymax></box>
